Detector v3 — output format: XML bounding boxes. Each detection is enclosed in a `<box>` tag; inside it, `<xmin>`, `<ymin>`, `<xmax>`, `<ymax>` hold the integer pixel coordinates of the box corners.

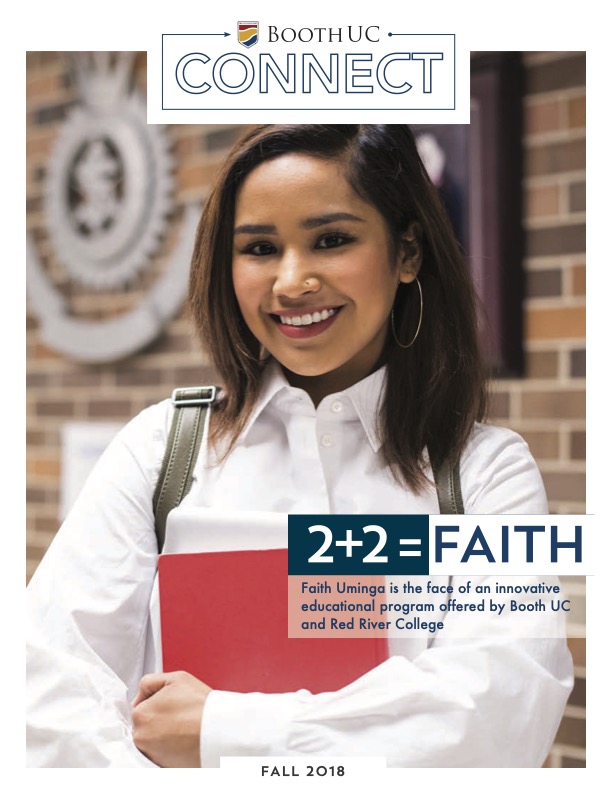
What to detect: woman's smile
<box><xmin>271</xmin><ymin>305</ymin><xmax>341</xmax><ymax>338</ymax></box>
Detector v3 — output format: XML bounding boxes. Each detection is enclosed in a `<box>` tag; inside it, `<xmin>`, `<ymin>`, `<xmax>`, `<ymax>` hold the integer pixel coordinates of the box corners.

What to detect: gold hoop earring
<box><xmin>391</xmin><ymin>277</ymin><xmax>423</xmax><ymax>349</ymax></box>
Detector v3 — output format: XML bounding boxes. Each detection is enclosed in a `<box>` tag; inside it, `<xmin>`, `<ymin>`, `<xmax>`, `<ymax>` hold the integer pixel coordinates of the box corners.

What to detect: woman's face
<box><xmin>232</xmin><ymin>153</ymin><xmax>418</xmax><ymax>400</ymax></box>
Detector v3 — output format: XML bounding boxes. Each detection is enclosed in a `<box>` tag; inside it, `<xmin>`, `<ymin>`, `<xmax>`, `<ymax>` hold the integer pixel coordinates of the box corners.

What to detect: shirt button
<box><xmin>320</xmin><ymin>434</ymin><xmax>334</xmax><ymax>448</ymax></box>
<box><xmin>331</xmin><ymin>400</ymin><xmax>343</xmax><ymax>413</ymax></box>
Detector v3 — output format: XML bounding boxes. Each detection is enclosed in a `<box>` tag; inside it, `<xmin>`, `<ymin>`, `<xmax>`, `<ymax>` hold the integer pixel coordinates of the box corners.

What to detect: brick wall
<box><xmin>490</xmin><ymin>52</ymin><xmax>586</xmax><ymax>519</ymax></box>
<box><xmin>26</xmin><ymin>51</ymin><xmax>586</xmax><ymax>767</ymax></box>
<box><xmin>519</xmin><ymin>51</ymin><xmax>586</xmax><ymax>768</ymax></box>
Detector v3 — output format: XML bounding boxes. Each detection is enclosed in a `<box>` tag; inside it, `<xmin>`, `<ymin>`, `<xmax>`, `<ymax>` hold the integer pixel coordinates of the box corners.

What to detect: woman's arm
<box><xmin>198</xmin><ymin>587</ymin><xmax>571</xmax><ymax>767</ymax></box>
<box><xmin>26</xmin><ymin>403</ymin><xmax>168</xmax><ymax>767</ymax></box>
<box><xmin>127</xmin><ymin>603</ymin><xmax>571</xmax><ymax>768</ymax></box>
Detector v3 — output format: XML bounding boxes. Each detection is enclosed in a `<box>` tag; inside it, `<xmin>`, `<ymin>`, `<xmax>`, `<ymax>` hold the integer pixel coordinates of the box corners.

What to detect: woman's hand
<box><xmin>132</xmin><ymin>671</ymin><xmax>212</xmax><ymax>767</ymax></box>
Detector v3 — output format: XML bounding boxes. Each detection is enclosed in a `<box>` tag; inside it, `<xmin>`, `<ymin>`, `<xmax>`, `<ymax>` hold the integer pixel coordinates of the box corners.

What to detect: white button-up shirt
<box><xmin>26</xmin><ymin>363</ymin><xmax>573</xmax><ymax>767</ymax></box>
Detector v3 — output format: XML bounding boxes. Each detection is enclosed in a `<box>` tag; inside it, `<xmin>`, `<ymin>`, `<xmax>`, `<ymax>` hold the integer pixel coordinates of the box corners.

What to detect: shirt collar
<box><xmin>240</xmin><ymin>361</ymin><xmax>386</xmax><ymax>453</ymax></box>
<box><xmin>239</xmin><ymin>361</ymin><xmax>289</xmax><ymax>438</ymax></box>
<box><xmin>340</xmin><ymin>365</ymin><xmax>386</xmax><ymax>452</ymax></box>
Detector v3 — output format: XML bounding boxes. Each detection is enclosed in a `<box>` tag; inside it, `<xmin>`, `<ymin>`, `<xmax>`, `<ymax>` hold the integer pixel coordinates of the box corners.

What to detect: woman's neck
<box><xmin>282</xmin><ymin>360</ymin><xmax>385</xmax><ymax>407</ymax></box>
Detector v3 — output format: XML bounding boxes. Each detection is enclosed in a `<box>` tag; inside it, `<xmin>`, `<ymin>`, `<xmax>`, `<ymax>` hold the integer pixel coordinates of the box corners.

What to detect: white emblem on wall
<box><xmin>27</xmin><ymin>52</ymin><xmax>201</xmax><ymax>363</ymax></box>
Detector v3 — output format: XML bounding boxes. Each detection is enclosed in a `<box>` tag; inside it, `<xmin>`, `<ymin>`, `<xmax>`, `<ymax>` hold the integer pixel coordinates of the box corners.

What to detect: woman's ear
<box><xmin>398</xmin><ymin>221</ymin><xmax>422</xmax><ymax>284</ymax></box>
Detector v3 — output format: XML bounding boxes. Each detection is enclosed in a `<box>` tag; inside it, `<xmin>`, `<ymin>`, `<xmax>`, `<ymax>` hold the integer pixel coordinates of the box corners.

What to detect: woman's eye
<box><xmin>243</xmin><ymin>242</ymin><xmax>276</xmax><ymax>256</ymax></box>
<box><xmin>316</xmin><ymin>233</ymin><xmax>353</xmax><ymax>250</ymax></box>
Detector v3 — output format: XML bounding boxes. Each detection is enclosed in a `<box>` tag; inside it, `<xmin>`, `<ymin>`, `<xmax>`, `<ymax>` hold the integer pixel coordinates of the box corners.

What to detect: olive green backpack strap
<box><xmin>152</xmin><ymin>386</ymin><xmax>218</xmax><ymax>552</ymax></box>
<box><xmin>432</xmin><ymin>458</ymin><xmax>464</xmax><ymax>515</ymax></box>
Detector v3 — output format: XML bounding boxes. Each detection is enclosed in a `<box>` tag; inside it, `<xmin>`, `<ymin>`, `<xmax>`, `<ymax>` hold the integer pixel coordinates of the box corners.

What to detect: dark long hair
<box><xmin>189</xmin><ymin>125</ymin><xmax>487</xmax><ymax>490</ymax></box>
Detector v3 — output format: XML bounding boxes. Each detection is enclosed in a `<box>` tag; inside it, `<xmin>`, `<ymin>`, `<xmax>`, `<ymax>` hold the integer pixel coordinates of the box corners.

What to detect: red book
<box><xmin>158</xmin><ymin>548</ymin><xmax>388</xmax><ymax>694</ymax></box>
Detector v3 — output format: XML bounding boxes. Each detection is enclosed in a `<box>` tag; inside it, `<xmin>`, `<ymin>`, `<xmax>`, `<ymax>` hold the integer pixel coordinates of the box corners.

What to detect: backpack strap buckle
<box><xmin>171</xmin><ymin>386</ymin><xmax>218</xmax><ymax>406</ymax></box>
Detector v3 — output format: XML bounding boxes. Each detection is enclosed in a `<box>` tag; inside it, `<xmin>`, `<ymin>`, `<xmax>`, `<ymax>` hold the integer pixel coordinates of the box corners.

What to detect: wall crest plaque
<box><xmin>27</xmin><ymin>52</ymin><xmax>201</xmax><ymax>363</ymax></box>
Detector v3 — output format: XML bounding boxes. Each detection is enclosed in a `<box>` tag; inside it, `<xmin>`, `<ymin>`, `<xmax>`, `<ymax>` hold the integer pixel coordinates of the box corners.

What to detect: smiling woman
<box><xmin>191</xmin><ymin>125</ymin><xmax>486</xmax><ymax>489</ymax></box>
<box><xmin>27</xmin><ymin>125</ymin><xmax>572</xmax><ymax>769</ymax></box>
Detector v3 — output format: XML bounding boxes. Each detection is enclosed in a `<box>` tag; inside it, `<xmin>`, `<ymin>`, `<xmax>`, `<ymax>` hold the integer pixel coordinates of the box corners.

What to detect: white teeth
<box><xmin>279</xmin><ymin>308</ymin><xmax>336</xmax><ymax>326</ymax></box>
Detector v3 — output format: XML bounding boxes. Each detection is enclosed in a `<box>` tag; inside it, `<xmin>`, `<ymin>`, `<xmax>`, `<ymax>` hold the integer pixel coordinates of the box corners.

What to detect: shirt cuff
<box><xmin>200</xmin><ymin>689</ymin><xmax>303</xmax><ymax>767</ymax></box>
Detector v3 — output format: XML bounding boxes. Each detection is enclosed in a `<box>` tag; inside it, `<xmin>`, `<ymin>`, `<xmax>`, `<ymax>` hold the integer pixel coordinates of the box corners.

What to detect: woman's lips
<box><xmin>272</xmin><ymin>307</ymin><xmax>342</xmax><ymax>339</ymax></box>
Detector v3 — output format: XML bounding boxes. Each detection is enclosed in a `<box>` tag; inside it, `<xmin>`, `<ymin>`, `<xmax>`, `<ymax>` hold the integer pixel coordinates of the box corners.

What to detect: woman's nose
<box><xmin>272</xmin><ymin>252</ymin><xmax>320</xmax><ymax>298</ymax></box>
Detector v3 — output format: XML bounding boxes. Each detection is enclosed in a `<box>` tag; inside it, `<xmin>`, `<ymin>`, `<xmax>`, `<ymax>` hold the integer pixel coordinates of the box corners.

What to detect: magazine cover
<box><xmin>19</xmin><ymin>3</ymin><xmax>600</xmax><ymax>790</ymax></box>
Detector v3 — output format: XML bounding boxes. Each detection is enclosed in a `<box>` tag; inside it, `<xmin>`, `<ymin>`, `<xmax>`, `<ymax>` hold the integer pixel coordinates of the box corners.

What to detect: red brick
<box><xmin>525</xmin><ymin>351</ymin><xmax>558</xmax><ymax>378</ymax></box>
<box><xmin>542</xmin><ymin>472</ymin><xmax>586</xmax><ymax>501</ymax></box>
<box><xmin>115</xmin><ymin>369</ymin><xmax>163</xmax><ymax>387</ymax></box>
<box><xmin>487</xmin><ymin>391</ymin><xmax>510</xmax><ymax>420</ymax></box>
<box><xmin>26</xmin><ymin>73</ymin><xmax>62</xmax><ymax>103</ymax></box>
<box><xmin>554</xmin><ymin>714</ymin><xmax>586</xmax><ymax>748</ymax></box>
<box><xmin>521</xmin><ymin>431</ymin><xmax>559</xmax><ymax>460</ymax></box>
<box><xmin>524</xmin><ymin>99</ymin><xmax>560</xmax><ymax>134</ymax></box>
<box><xmin>205</xmin><ymin>127</ymin><xmax>246</xmax><ymax>151</ymax></box>
<box><xmin>560</xmin><ymin>756</ymin><xmax>586</xmax><ymax>768</ymax></box>
<box><xmin>27</xmin><ymin>372</ymin><xmax>53</xmax><ymax>388</ymax></box>
<box><xmin>34</xmin><ymin>516</ymin><xmax>61</xmax><ymax>535</ymax></box>
<box><xmin>36</xmin><ymin>400</ymin><xmax>74</xmax><ymax>418</ymax></box>
<box><xmin>172</xmin><ymin>134</ymin><xmax>200</xmax><ymax>158</ymax></box>
<box><xmin>571</xmin><ymin>265</ymin><xmax>586</xmax><ymax>296</ymax></box>
<box><xmin>567</xmin><ymin>637</ymin><xmax>586</xmax><ymax>667</ymax></box>
<box><xmin>568</xmin><ymin>676</ymin><xmax>586</xmax><ymax>708</ymax></box>
<box><xmin>570</xmin><ymin>349</ymin><xmax>586</xmax><ymax>378</ymax></box>
<box><xmin>26</xmin><ymin>133</ymin><xmax>55</xmax><ymax>159</ymax></box>
<box><xmin>143</xmin><ymin>332</ymin><xmax>197</xmax><ymax>356</ymax></box>
<box><xmin>570</xmin><ymin>431</ymin><xmax>586</xmax><ymax>460</ymax></box>
<box><xmin>568</xmin><ymin>95</ymin><xmax>586</xmax><ymax>129</ymax></box>
<box><xmin>525</xmin><ymin>140</ymin><xmax>586</xmax><ymax>178</ymax></box>
<box><xmin>60</xmin><ymin>369</ymin><xmax>105</xmax><ymax>387</ymax></box>
<box><xmin>27</xmin><ymin>51</ymin><xmax>56</xmax><ymax>69</ymax></box>
<box><xmin>522</xmin><ymin>390</ymin><xmax>585</xmax><ymax>419</ymax></box>
<box><xmin>26</xmin><ymin>543</ymin><xmax>49</xmax><ymax>566</ymax></box>
<box><xmin>28</xmin><ymin>457</ymin><xmax>60</xmax><ymax>477</ymax></box>
<box><xmin>33</xmin><ymin>341</ymin><xmax>63</xmax><ymax>360</ymax></box>
<box><xmin>26</xmin><ymin>430</ymin><xmax>46</xmax><ymax>446</ymax></box>
<box><xmin>26</xmin><ymin>487</ymin><xmax>48</xmax><ymax>504</ymax></box>
<box><xmin>526</xmin><ymin>269</ymin><xmax>562</xmax><ymax>298</ymax></box>
<box><xmin>526</xmin><ymin>54</ymin><xmax>585</xmax><ymax>95</ymax></box>
<box><xmin>525</xmin><ymin>184</ymin><xmax>559</xmax><ymax>218</ymax></box>
<box><xmin>569</xmin><ymin>181</ymin><xmax>586</xmax><ymax>213</ymax></box>
<box><xmin>526</xmin><ymin>306</ymin><xmax>586</xmax><ymax>340</ymax></box>
<box><xmin>26</xmin><ymin>313</ymin><xmax>39</xmax><ymax>331</ymax></box>
<box><xmin>87</xmin><ymin>400</ymin><xmax>132</xmax><ymax>418</ymax></box>
<box><xmin>526</xmin><ymin>224</ymin><xmax>586</xmax><ymax>257</ymax></box>
<box><xmin>176</xmin><ymin>162</ymin><xmax>221</xmax><ymax>193</ymax></box>
<box><xmin>171</xmin><ymin>365</ymin><xmax>217</xmax><ymax>384</ymax></box>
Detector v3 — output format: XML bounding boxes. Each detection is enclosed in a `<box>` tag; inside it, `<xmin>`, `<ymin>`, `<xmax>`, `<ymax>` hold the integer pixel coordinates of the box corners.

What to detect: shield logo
<box><xmin>238</xmin><ymin>21</ymin><xmax>258</xmax><ymax>48</ymax></box>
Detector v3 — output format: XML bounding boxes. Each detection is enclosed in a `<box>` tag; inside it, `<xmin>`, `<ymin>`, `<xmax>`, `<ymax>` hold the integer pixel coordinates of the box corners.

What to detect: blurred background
<box><xmin>26</xmin><ymin>51</ymin><xmax>586</xmax><ymax>767</ymax></box>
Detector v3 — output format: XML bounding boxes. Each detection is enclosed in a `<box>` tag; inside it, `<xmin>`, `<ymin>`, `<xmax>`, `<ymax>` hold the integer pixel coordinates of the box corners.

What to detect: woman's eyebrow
<box><xmin>301</xmin><ymin>212</ymin><xmax>365</xmax><ymax>229</ymax></box>
<box><xmin>234</xmin><ymin>213</ymin><xmax>365</xmax><ymax>235</ymax></box>
<box><xmin>234</xmin><ymin>223</ymin><xmax>277</xmax><ymax>235</ymax></box>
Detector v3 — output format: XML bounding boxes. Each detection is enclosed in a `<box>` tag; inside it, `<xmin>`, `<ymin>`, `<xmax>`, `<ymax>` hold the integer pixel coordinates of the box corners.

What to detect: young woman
<box><xmin>27</xmin><ymin>125</ymin><xmax>572</xmax><ymax>768</ymax></box>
